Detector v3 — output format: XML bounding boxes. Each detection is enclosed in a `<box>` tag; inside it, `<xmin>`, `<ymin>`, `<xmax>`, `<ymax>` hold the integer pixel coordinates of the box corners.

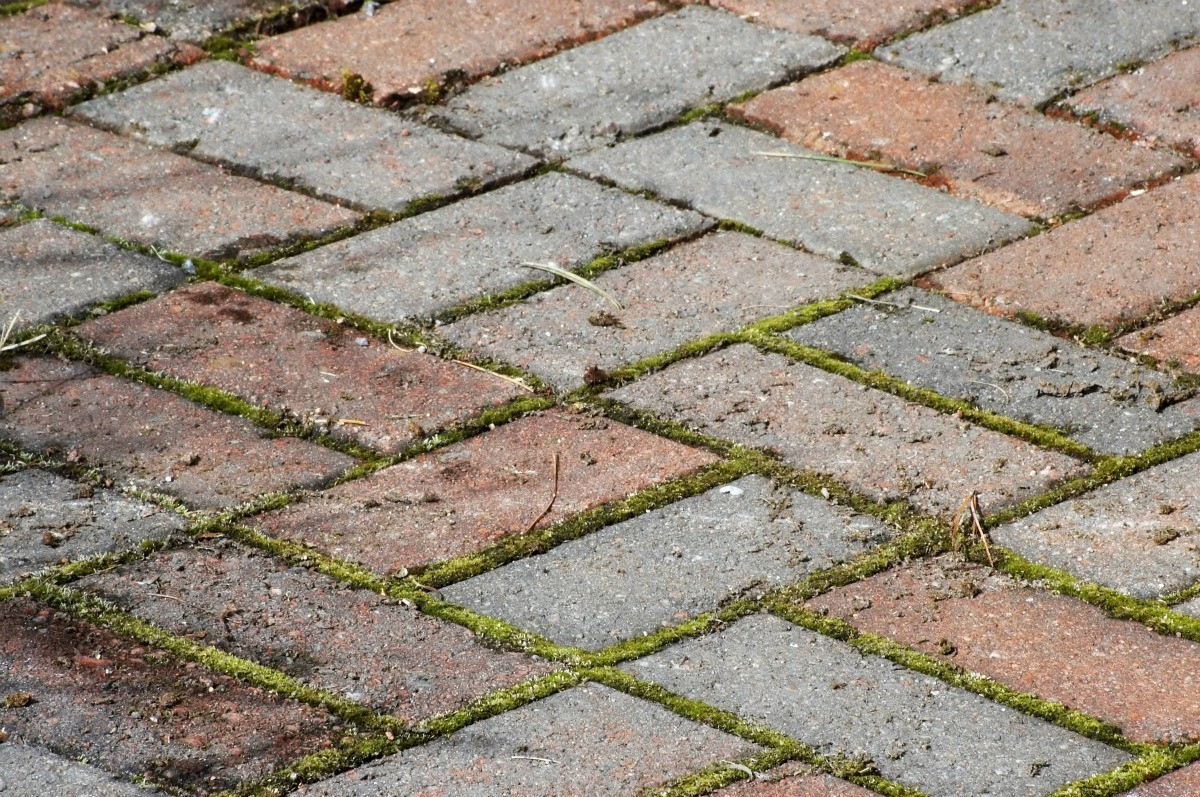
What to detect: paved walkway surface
<box><xmin>1</xmin><ymin>1</ymin><xmax>1199</xmax><ymax>795</ymax></box>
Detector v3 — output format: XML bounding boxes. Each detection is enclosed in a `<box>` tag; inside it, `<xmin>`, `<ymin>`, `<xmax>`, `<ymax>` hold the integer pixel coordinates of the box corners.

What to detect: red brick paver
<box><xmin>0</xmin><ymin>598</ymin><xmax>347</xmax><ymax>794</ymax></box>
<box><xmin>732</xmin><ymin>60</ymin><xmax>1182</xmax><ymax>218</ymax></box>
<box><xmin>709</xmin><ymin>0</ymin><xmax>976</xmax><ymax>50</ymax></box>
<box><xmin>249</xmin><ymin>0</ymin><xmax>666</xmax><ymax>103</ymax></box>
<box><xmin>808</xmin><ymin>556</ymin><xmax>1200</xmax><ymax>743</ymax></box>
<box><xmin>0</xmin><ymin>3</ymin><xmax>198</xmax><ymax>122</ymax></box>
<box><xmin>0</xmin><ymin>117</ymin><xmax>358</xmax><ymax>260</ymax></box>
<box><xmin>252</xmin><ymin>410</ymin><xmax>717</xmax><ymax>575</ymax></box>
<box><xmin>1118</xmin><ymin>305</ymin><xmax>1200</xmax><ymax>373</ymax></box>
<box><xmin>1067</xmin><ymin>45</ymin><xmax>1200</xmax><ymax>159</ymax></box>
<box><xmin>0</xmin><ymin>357</ymin><xmax>353</xmax><ymax>509</ymax></box>
<box><xmin>926</xmin><ymin>173</ymin><xmax>1200</xmax><ymax>330</ymax></box>
<box><xmin>78</xmin><ymin>540</ymin><xmax>555</xmax><ymax>720</ymax></box>
<box><xmin>78</xmin><ymin>282</ymin><xmax>523</xmax><ymax>454</ymax></box>
<box><xmin>1120</xmin><ymin>763</ymin><xmax>1200</xmax><ymax>796</ymax></box>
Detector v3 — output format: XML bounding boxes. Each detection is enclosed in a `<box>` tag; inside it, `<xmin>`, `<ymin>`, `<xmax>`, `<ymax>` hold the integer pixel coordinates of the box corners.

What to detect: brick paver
<box><xmin>442</xmin><ymin>231</ymin><xmax>873</xmax><ymax>389</ymax></box>
<box><xmin>710</xmin><ymin>763</ymin><xmax>876</xmax><ymax>797</ymax></box>
<box><xmin>0</xmin><ymin>744</ymin><xmax>155</xmax><ymax>796</ymax></box>
<box><xmin>77</xmin><ymin>282</ymin><xmax>523</xmax><ymax>454</ymax></box>
<box><xmin>927</xmin><ymin>173</ymin><xmax>1200</xmax><ymax>331</ymax></box>
<box><xmin>1066</xmin><ymin>45</ymin><xmax>1200</xmax><ymax>158</ymax></box>
<box><xmin>0</xmin><ymin>468</ymin><xmax>184</xmax><ymax>585</ymax></box>
<box><xmin>435</xmin><ymin>6</ymin><xmax>842</xmax><ymax>158</ymax></box>
<box><xmin>709</xmin><ymin>0</ymin><xmax>977</xmax><ymax>50</ymax></box>
<box><xmin>443</xmin><ymin>475</ymin><xmax>891</xmax><ymax>649</ymax></box>
<box><xmin>249</xmin><ymin>0</ymin><xmax>667</xmax><ymax>103</ymax></box>
<box><xmin>625</xmin><ymin>612</ymin><xmax>1129</xmax><ymax>796</ymax></box>
<box><xmin>569</xmin><ymin>121</ymin><xmax>1028</xmax><ymax>277</ymax></box>
<box><xmin>0</xmin><ymin>3</ymin><xmax>192</xmax><ymax>122</ymax></box>
<box><xmin>252</xmin><ymin>171</ymin><xmax>708</xmax><ymax>323</ymax></box>
<box><xmin>251</xmin><ymin>410</ymin><xmax>717</xmax><ymax>575</ymax></box>
<box><xmin>790</xmin><ymin>287</ymin><xmax>1200</xmax><ymax>455</ymax></box>
<box><xmin>1121</xmin><ymin>763</ymin><xmax>1200</xmax><ymax>796</ymax></box>
<box><xmin>876</xmin><ymin>0</ymin><xmax>1200</xmax><ymax>107</ymax></box>
<box><xmin>0</xmin><ymin>117</ymin><xmax>359</xmax><ymax>261</ymax></box>
<box><xmin>991</xmin><ymin>450</ymin><xmax>1200</xmax><ymax>598</ymax></box>
<box><xmin>0</xmin><ymin>220</ymin><xmax>184</xmax><ymax>328</ymax></box>
<box><xmin>68</xmin><ymin>0</ymin><xmax>286</xmax><ymax>42</ymax></box>
<box><xmin>301</xmin><ymin>683</ymin><xmax>761</xmax><ymax>796</ymax></box>
<box><xmin>74</xmin><ymin>60</ymin><xmax>536</xmax><ymax>213</ymax></box>
<box><xmin>0</xmin><ymin>357</ymin><xmax>353</xmax><ymax>509</ymax></box>
<box><xmin>1118</xmin><ymin>305</ymin><xmax>1200</xmax><ymax>373</ymax></box>
<box><xmin>732</xmin><ymin>60</ymin><xmax>1183</xmax><ymax>218</ymax></box>
<box><xmin>809</xmin><ymin>555</ymin><xmax>1200</xmax><ymax>743</ymax></box>
<box><xmin>77</xmin><ymin>539</ymin><xmax>554</xmax><ymax>720</ymax></box>
<box><xmin>0</xmin><ymin>597</ymin><xmax>348</xmax><ymax>794</ymax></box>
<box><xmin>609</xmin><ymin>344</ymin><xmax>1085</xmax><ymax>517</ymax></box>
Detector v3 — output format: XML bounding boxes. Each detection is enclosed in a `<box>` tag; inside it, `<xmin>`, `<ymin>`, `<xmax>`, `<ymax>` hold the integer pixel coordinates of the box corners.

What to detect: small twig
<box><xmin>965</xmin><ymin>379</ymin><xmax>1010</xmax><ymax>402</ymax></box>
<box><xmin>846</xmin><ymin>294</ymin><xmax>941</xmax><ymax>313</ymax></box>
<box><xmin>521</xmin><ymin>452</ymin><xmax>560</xmax><ymax>534</ymax></box>
<box><xmin>951</xmin><ymin>491</ymin><xmax>995</xmax><ymax>567</ymax></box>
<box><xmin>148</xmin><ymin>593</ymin><xmax>186</xmax><ymax>604</ymax></box>
<box><xmin>511</xmin><ymin>755</ymin><xmax>561</xmax><ymax>764</ymax></box>
<box><xmin>520</xmin><ymin>261</ymin><xmax>622</xmax><ymax>310</ymax></box>
<box><xmin>0</xmin><ymin>332</ymin><xmax>46</xmax><ymax>353</ymax></box>
<box><xmin>386</xmin><ymin>328</ymin><xmax>413</xmax><ymax>352</ymax></box>
<box><xmin>450</xmin><ymin>359</ymin><xmax>533</xmax><ymax>393</ymax></box>
<box><xmin>335</xmin><ymin>418</ymin><xmax>368</xmax><ymax>426</ymax></box>
<box><xmin>753</xmin><ymin>149</ymin><xmax>928</xmax><ymax>178</ymax></box>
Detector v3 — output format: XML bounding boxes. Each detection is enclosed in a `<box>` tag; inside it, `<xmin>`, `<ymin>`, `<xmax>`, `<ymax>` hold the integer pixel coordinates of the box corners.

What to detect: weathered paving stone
<box><xmin>0</xmin><ymin>221</ymin><xmax>184</xmax><ymax>328</ymax></box>
<box><xmin>1120</xmin><ymin>763</ymin><xmax>1200</xmax><ymax>795</ymax></box>
<box><xmin>0</xmin><ymin>598</ymin><xmax>347</xmax><ymax>794</ymax></box>
<box><xmin>77</xmin><ymin>282</ymin><xmax>522</xmax><ymax>454</ymax></box>
<box><xmin>625</xmin><ymin>613</ymin><xmax>1130</xmax><ymax>797</ymax></box>
<box><xmin>68</xmin><ymin>0</ymin><xmax>287</xmax><ymax>42</ymax></box>
<box><xmin>0</xmin><ymin>357</ymin><xmax>353</xmax><ymax>510</ymax></box>
<box><xmin>809</xmin><ymin>555</ymin><xmax>1200</xmax><ymax>744</ymax></box>
<box><xmin>443</xmin><ymin>475</ymin><xmax>891</xmax><ymax>649</ymax></box>
<box><xmin>0</xmin><ymin>469</ymin><xmax>184</xmax><ymax>585</ymax></box>
<box><xmin>875</xmin><ymin>0</ymin><xmax>1200</xmax><ymax>107</ymax></box>
<box><xmin>77</xmin><ymin>539</ymin><xmax>555</xmax><ymax>720</ymax></box>
<box><xmin>927</xmin><ymin>173</ymin><xmax>1200</xmax><ymax>331</ymax></box>
<box><xmin>569</xmin><ymin>121</ymin><xmax>1028</xmax><ymax>277</ymax></box>
<box><xmin>709</xmin><ymin>762</ymin><xmax>883</xmax><ymax>796</ymax></box>
<box><xmin>249</xmin><ymin>0</ymin><xmax>666</xmax><ymax>103</ymax></box>
<box><xmin>301</xmin><ymin>683</ymin><xmax>761</xmax><ymax>797</ymax></box>
<box><xmin>708</xmin><ymin>0</ymin><xmax>977</xmax><ymax>49</ymax></box>
<box><xmin>435</xmin><ymin>6</ymin><xmax>842</xmax><ymax>158</ymax></box>
<box><xmin>73</xmin><ymin>60</ymin><xmax>536</xmax><ymax>213</ymax></box>
<box><xmin>608</xmin><ymin>344</ymin><xmax>1084</xmax><ymax>518</ymax></box>
<box><xmin>0</xmin><ymin>117</ymin><xmax>359</xmax><ymax>260</ymax></box>
<box><xmin>1120</xmin><ymin>306</ymin><xmax>1200</xmax><ymax>373</ymax></box>
<box><xmin>731</xmin><ymin>60</ymin><xmax>1183</xmax><ymax>218</ymax></box>
<box><xmin>1176</xmin><ymin>597</ymin><xmax>1200</xmax><ymax>618</ymax></box>
<box><xmin>0</xmin><ymin>745</ymin><xmax>157</xmax><ymax>796</ymax></box>
<box><xmin>252</xmin><ymin>410</ymin><xmax>717</xmax><ymax>575</ymax></box>
<box><xmin>442</xmin><ymin>231</ymin><xmax>873</xmax><ymax>389</ymax></box>
<box><xmin>253</xmin><ymin>172</ymin><xmax>708</xmax><ymax>323</ymax></box>
<box><xmin>991</xmin><ymin>450</ymin><xmax>1200</xmax><ymax>598</ymax></box>
<box><xmin>0</xmin><ymin>3</ymin><xmax>192</xmax><ymax>121</ymax></box>
<box><xmin>1067</xmin><ymin>45</ymin><xmax>1200</xmax><ymax>158</ymax></box>
<box><xmin>789</xmin><ymin>288</ymin><xmax>1200</xmax><ymax>455</ymax></box>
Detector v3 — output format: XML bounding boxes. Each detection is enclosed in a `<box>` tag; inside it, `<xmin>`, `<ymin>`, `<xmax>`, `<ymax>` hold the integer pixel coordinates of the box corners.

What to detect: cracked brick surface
<box><xmin>609</xmin><ymin>344</ymin><xmax>1084</xmax><ymax>517</ymax></box>
<box><xmin>301</xmin><ymin>683</ymin><xmax>761</xmax><ymax>796</ymax></box>
<box><xmin>77</xmin><ymin>282</ymin><xmax>523</xmax><ymax>454</ymax></box>
<box><xmin>77</xmin><ymin>539</ymin><xmax>555</xmax><ymax>720</ymax></box>
<box><xmin>809</xmin><ymin>555</ymin><xmax>1200</xmax><ymax>743</ymax></box>
<box><xmin>732</xmin><ymin>60</ymin><xmax>1183</xmax><ymax>218</ymax></box>
<box><xmin>251</xmin><ymin>410</ymin><xmax>717</xmax><ymax>575</ymax></box>
<box><xmin>0</xmin><ymin>117</ymin><xmax>358</xmax><ymax>260</ymax></box>
<box><xmin>249</xmin><ymin>0</ymin><xmax>667</xmax><ymax>103</ymax></box>
<box><xmin>0</xmin><ymin>357</ymin><xmax>353</xmax><ymax>509</ymax></box>
<box><xmin>74</xmin><ymin>60</ymin><xmax>536</xmax><ymax>213</ymax></box>
<box><xmin>0</xmin><ymin>597</ymin><xmax>348</xmax><ymax>794</ymax></box>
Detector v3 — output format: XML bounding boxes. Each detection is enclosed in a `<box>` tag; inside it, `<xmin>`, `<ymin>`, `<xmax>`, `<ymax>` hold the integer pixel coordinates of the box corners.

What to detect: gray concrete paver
<box><xmin>625</xmin><ymin>612</ymin><xmax>1131</xmax><ymax>797</ymax></box>
<box><xmin>569</xmin><ymin>121</ymin><xmax>1029</xmax><ymax>277</ymax></box>
<box><xmin>442</xmin><ymin>475</ymin><xmax>891</xmax><ymax>649</ymax></box>
<box><xmin>0</xmin><ymin>744</ymin><xmax>158</xmax><ymax>795</ymax></box>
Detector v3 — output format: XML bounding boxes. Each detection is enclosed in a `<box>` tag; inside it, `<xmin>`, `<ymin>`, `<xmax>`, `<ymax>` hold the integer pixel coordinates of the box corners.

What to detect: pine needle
<box><xmin>752</xmin><ymin>150</ymin><xmax>928</xmax><ymax>178</ymax></box>
<box><xmin>520</xmin><ymin>262</ymin><xmax>622</xmax><ymax>310</ymax></box>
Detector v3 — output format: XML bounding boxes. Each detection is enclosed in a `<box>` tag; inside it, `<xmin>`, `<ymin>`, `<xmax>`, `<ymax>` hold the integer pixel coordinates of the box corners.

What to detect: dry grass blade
<box><xmin>753</xmin><ymin>149</ymin><xmax>928</xmax><ymax>178</ymax></box>
<box><xmin>520</xmin><ymin>261</ymin><xmax>622</xmax><ymax>310</ymax></box>
<box><xmin>951</xmin><ymin>491</ymin><xmax>995</xmax><ymax>567</ymax></box>
<box><xmin>0</xmin><ymin>311</ymin><xmax>46</xmax><ymax>353</ymax></box>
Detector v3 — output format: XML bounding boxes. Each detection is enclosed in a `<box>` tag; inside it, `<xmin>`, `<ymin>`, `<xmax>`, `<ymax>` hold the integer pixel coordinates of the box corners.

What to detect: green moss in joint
<box><xmin>716</xmin><ymin>218</ymin><xmax>764</xmax><ymax>237</ymax></box>
<box><xmin>1046</xmin><ymin>747</ymin><xmax>1199</xmax><ymax>797</ymax></box>
<box><xmin>418</xmin><ymin>669</ymin><xmax>583</xmax><ymax>736</ymax></box>
<box><xmin>213</xmin><ymin>733</ymin><xmax>401</xmax><ymax>797</ymax></box>
<box><xmin>0</xmin><ymin>0</ymin><xmax>48</xmax><ymax>15</ymax></box>
<box><xmin>585</xmin><ymin>598</ymin><xmax>760</xmax><ymax>669</ymax></box>
<box><xmin>747</xmin><ymin>275</ymin><xmax>907</xmax><ymax>336</ymax></box>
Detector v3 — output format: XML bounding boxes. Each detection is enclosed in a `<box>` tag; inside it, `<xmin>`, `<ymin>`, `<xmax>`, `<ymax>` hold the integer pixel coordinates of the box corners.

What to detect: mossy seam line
<box><xmin>13</xmin><ymin>578</ymin><xmax>403</xmax><ymax>734</ymax></box>
<box><xmin>1046</xmin><ymin>745</ymin><xmax>1200</xmax><ymax>797</ymax></box>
